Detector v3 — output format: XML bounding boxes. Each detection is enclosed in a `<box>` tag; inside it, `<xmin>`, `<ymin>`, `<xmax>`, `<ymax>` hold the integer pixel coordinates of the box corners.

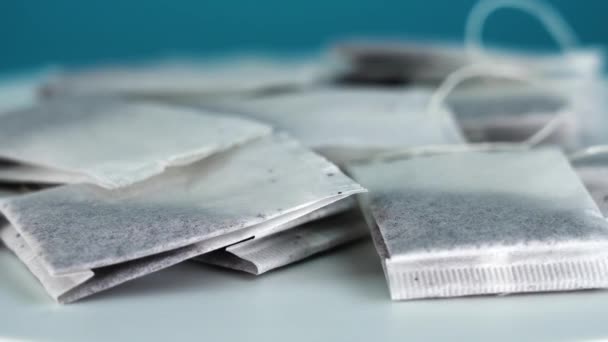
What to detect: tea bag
<box><xmin>347</xmin><ymin>147</ymin><xmax>608</xmax><ymax>300</ymax></box>
<box><xmin>332</xmin><ymin>0</ymin><xmax>602</xmax><ymax>86</ymax></box>
<box><xmin>42</xmin><ymin>57</ymin><xmax>325</xmax><ymax>100</ymax></box>
<box><xmin>0</xmin><ymin>97</ymin><xmax>271</xmax><ymax>189</ymax></box>
<box><xmin>571</xmin><ymin>147</ymin><xmax>608</xmax><ymax>217</ymax></box>
<box><xmin>197</xmin><ymin>204</ymin><xmax>368</xmax><ymax>275</ymax></box>
<box><xmin>429</xmin><ymin>61</ymin><xmax>592</xmax><ymax>152</ymax></box>
<box><xmin>332</xmin><ymin>40</ymin><xmax>601</xmax><ymax>86</ymax></box>
<box><xmin>445</xmin><ymin>80</ymin><xmax>589</xmax><ymax>151</ymax></box>
<box><xmin>196</xmin><ymin>87</ymin><xmax>465</xmax><ymax>165</ymax></box>
<box><xmin>0</xmin><ymin>134</ymin><xmax>365</xmax><ymax>303</ymax></box>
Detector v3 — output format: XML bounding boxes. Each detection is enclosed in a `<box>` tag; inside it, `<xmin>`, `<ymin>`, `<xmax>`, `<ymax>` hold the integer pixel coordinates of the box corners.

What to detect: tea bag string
<box><xmin>569</xmin><ymin>146</ymin><xmax>608</xmax><ymax>162</ymax></box>
<box><xmin>427</xmin><ymin>63</ymin><xmax>566</xmax><ymax>147</ymax></box>
<box><xmin>465</xmin><ymin>0</ymin><xmax>579</xmax><ymax>60</ymax></box>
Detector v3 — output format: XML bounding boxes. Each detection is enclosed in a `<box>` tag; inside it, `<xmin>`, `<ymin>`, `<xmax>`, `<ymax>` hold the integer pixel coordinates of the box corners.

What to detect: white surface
<box><xmin>1</xmin><ymin>240</ymin><xmax>608</xmax><ymax>342</ymax></box>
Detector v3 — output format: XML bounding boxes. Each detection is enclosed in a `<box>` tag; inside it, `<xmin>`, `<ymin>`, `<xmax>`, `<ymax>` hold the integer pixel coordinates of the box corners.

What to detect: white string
<box><xmin>465</xmin><ymin>0</ymin><xmax>579</xmax><ymax>60</ymax></box>
<box><xmin>569</xmin><ymin>146</ymin><xmax>608</xmax><ymax>161</ymax></box>
<box><xmin>427</xmin><ymin>63</ymin><xmax>567</xmax><ymax>147</ymax></box>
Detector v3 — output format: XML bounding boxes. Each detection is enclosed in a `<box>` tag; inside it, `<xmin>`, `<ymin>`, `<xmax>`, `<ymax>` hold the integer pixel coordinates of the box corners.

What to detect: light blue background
<box><xmin>0</xmin><ymin>0</ymin><xmax>606</xmax><ymax>72</ymax></box>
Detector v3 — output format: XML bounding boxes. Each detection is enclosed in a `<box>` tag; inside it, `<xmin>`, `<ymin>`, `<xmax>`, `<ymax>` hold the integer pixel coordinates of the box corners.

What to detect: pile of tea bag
<box><xmin>2</xmin><ymin>0</ymin><xmax>608</xmax><ymax>303</ymax></box>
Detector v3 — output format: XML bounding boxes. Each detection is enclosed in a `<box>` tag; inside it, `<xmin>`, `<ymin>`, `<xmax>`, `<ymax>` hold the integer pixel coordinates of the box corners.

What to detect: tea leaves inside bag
<box><xmin>348</xmin><ymin>148</ymin><xmax>608</xmax><ymax>300</ymax></box>
<box><xmin>0</xmin><ymin>134</ymin><xmax>365</xmax><ymax>302</ymax></box>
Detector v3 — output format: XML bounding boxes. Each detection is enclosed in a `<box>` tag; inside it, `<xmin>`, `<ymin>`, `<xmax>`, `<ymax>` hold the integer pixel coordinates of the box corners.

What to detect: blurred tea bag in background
<box><xmin>330</xmin><ymin>0</ymin><xmax>605</xmax><ymax>152</ymax></box>
<box><xmin>41</xmin><ymin>56</ymin><xmax>328</xmax><ymax>101</ymax></box>
<box><xmin>198</xmin><ymin>209</ymin><xmax>368</xmax><ymax>275</ymax></box>
<box><xmin>422</xmin><ymin>60</ymin><xmax>602</xmax><ymax>152</ymax></box>
<box><xmin>447</xmin><ymin>84</ymin><xmax>573</xmax><ymax>143</ymax></box>
<box><xmin>0</xmin><ymin>97</ymin><xmax>271</xmax><ymax>189</ymax></box>
<box><xmin>0</xmin><ymin>134</ymin><xmax>365</xmax><ymax>303</ymax></box>
<box><xmin>571</xmin><ymin>147</ymin><xmax>608</xmax><ymax>216</ymax></box>
<box><xmin>348</xmin><ymin>147</ymin><xmax>608</xmax><ymax>300</ymax></box>
<box><xmin>455</xmin><ymin>80</ymin><xmax>608</xmax><ymax>152</ymax></box>
<box><xmin>331</xmin><ymin>40</ymin><xmax>601</xmax><ymax>86</ymax></box>
<box><xmin>442</xmin><ymin>74</ymin><xmax>600</xmax><ymax>151</ymax></box>
<box><xmin>331</xmin><ymin>0</ymin><xmax>602</xmax><ymax>87</ymax></box>
<box><xmin>189</xmin><ymin>87</ymin><xmax>465</xmax><ymax>165</ymax></box>
<box><xmin>0</xmin><ymin>68</ymin><xmax>56</xmax><ymax>115</ymax></box>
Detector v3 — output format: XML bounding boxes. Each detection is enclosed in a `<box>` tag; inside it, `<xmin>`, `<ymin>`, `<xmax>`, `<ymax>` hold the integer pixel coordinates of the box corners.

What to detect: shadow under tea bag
<box><xmin>0</xmin><ymin>98</ymin><xmax>271</xmax><ymax>189</ymax></box>
<box><xmin>571</xmin><ymin>148</ymin><xmax>608</xmax><ymax>217</ymax></box>
<box><xmin>197</xmin><ymin>206</ymin><xmax>369</xmax><ymax>275</ymax></box>
<box><xmin>42</xmin><ymin>57</ymin><xmax>325</xmax><ymax>100</ymax></box>
<box><xmin>201</xmin><ymin>87</ymin><xmax>465</xmax><ymax>165</ymax></box>
<box><xmin>348</xmin><ymin>147</ymin><xmax>608</xmax><ymax>300</ymax></box>
<box><xmin>0</xmin><ymin>134</ymin><xmax>365</xmax><ymax>303</ymax></box>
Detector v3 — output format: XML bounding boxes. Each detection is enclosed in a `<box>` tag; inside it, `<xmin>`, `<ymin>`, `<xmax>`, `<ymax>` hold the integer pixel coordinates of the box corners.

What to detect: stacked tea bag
<box><xmin>177</xmin><ymin>86</ymin><xmax>468</xmax><ymax>273</ymax></box>
<box><xmin>39</xmin><ymin>54</ymin><xmax>470</xmax><ymax>278</ymax></box>
<box><xmin>0</xmin><ymin>97</ymin><xmax>272</xmax><ymax>188</ymax></box>
<box><xmin>0</xmin><ymin>97</ymin><xmax>366</xmax><ymax>303</ymax></box>
<box><xmin>41</xmin><ymin>56</ymin><xmax>327</xmax><ymax>101</ymax></box>
<box><xmin>341</xmin><ymin>0</ymin><xmax>608</xmax><ymax>301</ymax></box>
<box><xmin>198</xmin><ymin>208</ymin><xmax>369</xmax><ymax>275</ymax></box>
<box><xmin>347</xmin><ymin>146</ymin><xmax>608</xmax><ymax>300</ymax></box>
<box><xmin>331</xmin><ymin>42</ymin><xmax>604</xmax><ymax>150</ymax></box>
<box><xmin>2</xmin><ymin>0</ymin><xmax>608</xmax><ymax>305</ymax></box>
<box><xmin>331</xmin><ymin>39</ymin><xmax>601</xmax><ymax>86</ymax></box>
<box><xmin>330</xmin><ymin>0</ymin><xmax>605</xmax><ymax>151</ymax></box>
<box><xmin>192</xmin><ymin>86</ymin><xmax>466</xmax><ymax>165</ymax></box>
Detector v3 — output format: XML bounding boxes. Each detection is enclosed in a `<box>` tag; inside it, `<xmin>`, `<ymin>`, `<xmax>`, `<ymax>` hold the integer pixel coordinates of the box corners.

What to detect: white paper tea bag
<box><xmin>0</xmin><ymin>134</ymin><xmax>365</xmax><ymax>303</ymax></box>
<box><xmin>426</xmin><ymin>61</ymin><xmax>596</xmax><ymax>152</ymax></box>
<box><xmin>571</xmin><ymin>147</ymin><xmax>608</xmax><ymax>217</ymax></box>
<box><xmin>42</xmin><ymin>57</ymin><xmax>325</xmax><ymax>100</ymax></box>
<box><xmin>197</xmin><ymin>87</ymin><xmax>465</xmax><ymax>165</ymax></box>
<box><xmin>332</xmin><ymin>0</ymin><xmax>602</xmax><ymax>86</ymax></box>
<box><xmin>348</xmin><ymin>147</ymin><xmax>608</xmax><ymax>300</ymax></box>
<box><xmin>0</xmin><ymin>97</ymin><xmax>271</xmax><ymax>189</ymax></box>
<box><xmin>198</xmin><ymin>209</ymin><xmax>368</xmax><ymax>275</ymax></box>
<box><xmin>331</xmin><ymin>40</ymin><xmax>601</xmax><ymax>86</ymax></box>
<box><xmin>446</xmin><ymin>84</ymin><xmax>580</xmax><ymax>148</ymax></box>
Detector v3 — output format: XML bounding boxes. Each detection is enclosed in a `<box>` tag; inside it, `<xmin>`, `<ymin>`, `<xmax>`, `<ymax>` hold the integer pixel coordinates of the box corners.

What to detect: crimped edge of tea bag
<box><xmin>383</xmin><ymin>242</ymin><xmax>608</xmax><ymax>300</ymax></box>
<box><xmin>1</xmin><ymin>192</ymin><xmax>362</xmax><ymax>303</ymax></box>
<box><xmin>199</xmin><ymin>209</ymin><xmax>368</xmax><ymax>275</ymax></box>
